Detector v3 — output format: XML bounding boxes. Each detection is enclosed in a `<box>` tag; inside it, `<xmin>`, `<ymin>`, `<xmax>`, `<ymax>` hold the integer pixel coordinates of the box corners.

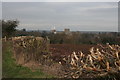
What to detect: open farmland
<box><xmin>50</xmin><ymin>44</ymin><xmax>98</xmax><ymax>62</ymax></box>
<box><xmin>50</xmin><ymin>44</ymin><xmax>98</xmax><ymax>55</ymax></box>
<box><xmin>2</xmin><ymin>36</ymin><xmax>120</xmax><ymax>79</ymax></box>
<box><xmin>50</xmin><ymin>44</ymin><xmax>120</xmax><ymax>78</ymax></box>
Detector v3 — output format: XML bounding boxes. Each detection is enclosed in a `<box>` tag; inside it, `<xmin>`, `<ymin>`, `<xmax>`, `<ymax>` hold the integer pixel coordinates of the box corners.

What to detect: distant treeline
<box><xmin>15</xmin><ymin>30</ymin><xmax>120</xmax><ymax>45</ymax></box>
<box><xmin>2</xmin><ymin>20</ymin><xmax>120</xmax><ymax>45</ymax></box>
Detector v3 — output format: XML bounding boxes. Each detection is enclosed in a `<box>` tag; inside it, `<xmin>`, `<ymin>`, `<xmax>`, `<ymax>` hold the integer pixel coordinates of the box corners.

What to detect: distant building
<box><xmin>51</xmin><ymin>29</ymin><xmax>56</xmax><ymax>34</ymax></box>
<box><xmin>64</xmin><ymin>28</ymin><xmax>70</xmax><ymax>34</ymax></box>
<box><xmin>51</xmin><ymin>26</ymin><xmax>57</xmax><ymax>34</ymax></box>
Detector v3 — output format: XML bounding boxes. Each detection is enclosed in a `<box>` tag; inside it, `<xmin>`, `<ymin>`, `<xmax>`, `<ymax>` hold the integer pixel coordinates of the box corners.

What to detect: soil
<box><xmin>50</xmin><ymin>44</ymin><xmax>96</xmax><ymax>54</ymax></box>
<box><xmin>49</xmin><ymin>44</ymin><xmax>98</xmax><ymax>62</ymax></box>
<box><xmin>13</xmin><ymin>43</ymin><xmax>99</xmax><ymax>78</ymax></box>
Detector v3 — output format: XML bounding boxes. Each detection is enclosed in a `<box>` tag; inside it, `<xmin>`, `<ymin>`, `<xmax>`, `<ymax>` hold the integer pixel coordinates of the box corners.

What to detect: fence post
<box><xmin>46</xmin><ymin>36</ymin><xmax>50</xmax><ymax>52</ymax></box>
<box><xmin>4</xmin><ymin>36</ymin><xmax>6</xmax><ymax>42</ymax></box>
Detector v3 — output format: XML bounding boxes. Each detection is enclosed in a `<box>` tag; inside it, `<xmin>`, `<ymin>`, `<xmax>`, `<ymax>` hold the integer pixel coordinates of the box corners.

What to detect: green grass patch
<box><xmin>2</xmin><ymin>41</ymin><xmax>54</xmax><ymax>78</ymax></box>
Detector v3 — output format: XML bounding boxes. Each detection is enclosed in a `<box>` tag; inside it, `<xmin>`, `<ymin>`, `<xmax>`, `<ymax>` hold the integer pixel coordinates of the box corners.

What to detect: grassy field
<box><xmin>2</xmin><ymin>41</ymin><xmax>54</xmax><ymax>78</ymax></box>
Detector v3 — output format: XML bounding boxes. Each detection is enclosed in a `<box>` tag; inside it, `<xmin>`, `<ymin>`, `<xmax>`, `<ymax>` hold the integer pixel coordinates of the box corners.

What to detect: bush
<box><xmin>12</xmin><ymin>36</ymin><xmax>50</xmax><ymax>65</ymax></box>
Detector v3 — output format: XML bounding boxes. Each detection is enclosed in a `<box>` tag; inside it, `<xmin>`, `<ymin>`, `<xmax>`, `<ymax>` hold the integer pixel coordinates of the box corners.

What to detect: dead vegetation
<box><xmin>12</xmin><ymin>36</ymin><xmax>50</xmax><ymax>65</ymax></box>
<box><xmin>11</xmin><ymin>36</ymin><xmax>120</xmax><ymax>78</ymax></box>
<box><xmin>12</xmin><ymin>36</ymin><xmax>65</xmax><ymax>77</ymax></box>
<box><xmin>62</xmin><ymin>44</ymin><xmax>120</xmax><ymax>78</ymax></box>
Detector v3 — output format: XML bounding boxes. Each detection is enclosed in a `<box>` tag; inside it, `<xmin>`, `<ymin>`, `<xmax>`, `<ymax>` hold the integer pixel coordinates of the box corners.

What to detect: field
<box><xmin>50</xmin><ymin>44</ymin><xmax>97</xmax><ymax>62</ymax></box>
<box><xmin>50</xmin><ymin>44</ymin><xmax>96</xmax><ymax>54</ymax></box>
<box><xmin>2</xmin><ymin>36</ymin><xmax>120</xmax><ymax>79</ymax></box>
<box><xmin>50</xmin><ymin>44</ymin><xmax>120</xmax><ymax>78</ymax></box>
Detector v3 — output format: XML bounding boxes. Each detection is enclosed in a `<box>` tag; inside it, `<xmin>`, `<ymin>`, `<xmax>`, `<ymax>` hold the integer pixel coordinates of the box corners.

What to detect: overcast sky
<box><xmin>2</xmin><ymin>2</ymin><xmax>118</xmax><ymax>31</ymax></box>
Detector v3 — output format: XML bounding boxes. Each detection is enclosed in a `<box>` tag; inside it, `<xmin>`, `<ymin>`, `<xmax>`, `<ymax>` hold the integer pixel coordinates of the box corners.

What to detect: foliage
<box><xmin>15</xmin><ymin>30</ymin><xmax>120</xmax><ymax>45</ymax></box>
<box><xmin>2</xmin><ymin>20</ymin><xmax>19</xmax><ymax>38</ymax></box>
<box><xmin>48</xmin><ymin>32</ymin><xmax>120</xmax><ymax>45</ymax></box>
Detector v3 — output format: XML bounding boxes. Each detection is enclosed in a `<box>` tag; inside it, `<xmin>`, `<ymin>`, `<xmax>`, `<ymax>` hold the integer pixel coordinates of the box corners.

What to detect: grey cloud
<box><xmin>2</xmin><ymin>2</ymin><xmax>118</xmax><ymax>31</ymax></box>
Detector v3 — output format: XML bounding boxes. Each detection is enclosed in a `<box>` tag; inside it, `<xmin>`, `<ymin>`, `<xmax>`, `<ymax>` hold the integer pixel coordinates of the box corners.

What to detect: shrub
<box><xmin>12</xmin><ymin>36</ymin><xmax>50</xmax><ymax>65</ymax></box>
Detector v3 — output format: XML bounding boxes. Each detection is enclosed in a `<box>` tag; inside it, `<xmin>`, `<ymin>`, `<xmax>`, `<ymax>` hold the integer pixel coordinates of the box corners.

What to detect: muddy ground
<box><xmin>49</xmin><ymin>44</ymin><xmax>98</xmax><ymax>62</ymax></box>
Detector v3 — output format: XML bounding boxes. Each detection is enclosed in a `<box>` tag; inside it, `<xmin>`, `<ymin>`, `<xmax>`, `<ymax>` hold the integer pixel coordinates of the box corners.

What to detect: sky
<box><xmin>2</xmin><ymin>0</ymin><xmax>120</xmax><ymax>2</ymax></box>
<box><xmin>2</xmin><ymin>2</ymin><xmax>118</xmax><ymax>31</ymax></box>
